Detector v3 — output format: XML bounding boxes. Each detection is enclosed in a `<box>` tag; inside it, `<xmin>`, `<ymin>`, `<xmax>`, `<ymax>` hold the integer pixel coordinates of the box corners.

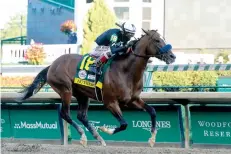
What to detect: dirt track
<box><xmin>1</xmin><ymin>142</ymin><xmax>231</xmax><ymax>154</ymax></box>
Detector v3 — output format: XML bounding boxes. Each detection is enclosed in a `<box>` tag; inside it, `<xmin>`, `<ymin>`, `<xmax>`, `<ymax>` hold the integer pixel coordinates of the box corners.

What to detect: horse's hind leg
<box><xmin>59</xmin><ymin>91</ymin><xmax>87</xmax><ymax>146</ymax></box>
<box><xmin>75</xmin><ymin>95</ymin><xmax>106</xmax><ymax>146</ymax></box>
<box><xmin>132</xmin><ymin>98</ymin><xmax>157</xmax><ymax>147</ymax></box>
<box><xmin>99</xmin><ymin>101</ymin><xmax>128</xmax><ymax>135</ymax></box>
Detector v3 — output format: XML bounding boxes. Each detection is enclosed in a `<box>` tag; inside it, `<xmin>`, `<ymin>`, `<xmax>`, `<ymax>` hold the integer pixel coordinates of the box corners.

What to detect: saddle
<box><xmin>89</xmin><ymin>46</ymin><xmax>111</xmax><ymax>58</ymax></box>
<box><xmin>89</xmin><ymin>46</ymin><xmax>111</xmax><ymax>75</ymax></box>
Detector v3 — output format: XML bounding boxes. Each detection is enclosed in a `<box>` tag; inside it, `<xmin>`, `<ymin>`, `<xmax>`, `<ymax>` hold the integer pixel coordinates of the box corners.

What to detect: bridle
<box><xmin>115</xmin><ymin>21</ymin><xmax>171</xmax><ymax>59</ymax></box>
<box><xmin>130</xmin><ymin>29</ymin><xmax>168</xmax><ymax>59</ymax></box>
<box><xmin>115</xmin><ymin>23</ymin><xmax>168</xmax><ymax>59</ymax></box>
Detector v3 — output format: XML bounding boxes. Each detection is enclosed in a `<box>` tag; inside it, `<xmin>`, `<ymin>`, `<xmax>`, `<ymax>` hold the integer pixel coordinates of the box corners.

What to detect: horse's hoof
<box><xmin>80</xmin><ymin>140</ymin><xmax>87</xmax><ymax>147</ymax></box>
<box><xmin>99</xmin><ymin>126</ymin><xmax>114</xmax><ymax>135</ymax></box>
<box><xmin>148</xmin><ymin>130</ymin><xmax>157</xmax><ymax>147</ymax></box>
<box><xmin>101</xmin><ymin>141</ymin><xmax>107</xmax><ymax>147</ymax></box>
<box><xmin>148</xmin><ymin>138</ymin><xmax>155</xmax><ymax>147</ymax></box>
<box><xmin>80</xmin><ymin>134</ymin><xmax>87</xmax><ymax>147</ymax></box>
<box><xmin>96</xmin><ymin>140</ymin><xmax>106</xmax><ymax>147</ymax></box>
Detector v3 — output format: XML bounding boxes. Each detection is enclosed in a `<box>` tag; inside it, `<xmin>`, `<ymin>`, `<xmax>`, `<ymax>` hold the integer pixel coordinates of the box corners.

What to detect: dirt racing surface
<box><xmin>2</xmin><ymin>142</ymin><xmax>231</xmax><ymax>154</ymax></box>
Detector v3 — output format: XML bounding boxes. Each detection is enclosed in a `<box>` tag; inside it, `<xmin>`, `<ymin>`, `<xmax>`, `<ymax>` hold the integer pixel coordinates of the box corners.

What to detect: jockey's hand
<box><xmin>126</xmin><ymin>40</ymin><xmax>134</xmax><ymax>48</ymax></box>
<box><xmin>115</xmin><ymin>42</ymin><xmax>123</xmax><ymax>47</ymax></box>
<box><xmin>126</xmin><ymin>47</ymin><xmax>132</xmax><ymax>54</ymax></box>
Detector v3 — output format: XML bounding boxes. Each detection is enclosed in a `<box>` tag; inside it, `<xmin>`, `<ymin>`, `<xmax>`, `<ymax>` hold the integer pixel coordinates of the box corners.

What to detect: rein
<box><xmin>129</xmin><ymin>35</ymin><xmax>156</xmax><ymax>59</ymax></box>
<box><xmin>131</xmin><ymin>48</ymin><xmax>154</xmax><ymax>59</ymax></box>
<box><xmin>129</xmin><ymin>31</ymin><xmax>172</xmax><ymax>59</ymax></box>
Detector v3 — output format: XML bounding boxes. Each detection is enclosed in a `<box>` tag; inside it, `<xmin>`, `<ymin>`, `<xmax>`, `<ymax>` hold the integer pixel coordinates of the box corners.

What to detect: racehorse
<box><xmin>17</xmin><ymin>28</ymin><xmax>176</xmax><ymax>147</ymax></box>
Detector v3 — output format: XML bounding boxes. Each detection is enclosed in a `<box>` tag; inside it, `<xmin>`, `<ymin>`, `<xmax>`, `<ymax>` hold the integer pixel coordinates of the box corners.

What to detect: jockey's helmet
<box><xmin>121</xmin><ymin>21</ymin><xmax>136</xmax><ymax>39</ymax></box>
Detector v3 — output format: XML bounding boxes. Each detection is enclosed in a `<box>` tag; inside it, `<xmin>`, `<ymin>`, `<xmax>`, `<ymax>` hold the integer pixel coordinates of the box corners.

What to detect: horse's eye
<box><xmin>156</xmin><ymin>40</ymin><xmax>160</xmax><ymax>42</ymax></box>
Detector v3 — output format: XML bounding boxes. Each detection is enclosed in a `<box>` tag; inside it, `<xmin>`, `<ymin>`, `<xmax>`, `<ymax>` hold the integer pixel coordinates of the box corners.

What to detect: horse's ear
<box><xmin>142</xmin><ymin>28</ymin><xmax>149</xmax><ymax>35</ymax></box>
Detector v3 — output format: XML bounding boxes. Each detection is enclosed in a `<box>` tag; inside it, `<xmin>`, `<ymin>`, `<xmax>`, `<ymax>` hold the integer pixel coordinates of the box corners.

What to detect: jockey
<box><xmin>90</xmin><ymin>21</ymin><xmax>136</xmax><ymax>67</ymax></box>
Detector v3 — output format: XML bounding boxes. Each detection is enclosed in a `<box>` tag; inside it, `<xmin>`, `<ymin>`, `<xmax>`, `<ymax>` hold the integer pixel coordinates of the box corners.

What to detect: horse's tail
<box><xmin>16</xmin><ymin>66</ymin><xmax>50</xmax><ymax>102</ymax></box>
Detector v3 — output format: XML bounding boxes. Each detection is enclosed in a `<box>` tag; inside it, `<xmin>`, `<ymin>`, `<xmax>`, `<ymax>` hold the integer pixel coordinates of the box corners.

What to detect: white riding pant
<box><xmin>89</xmin><ymin>42</ymin><xmax>99</xmax><ymax>55</ymax></box>
<box><xmin>89</xmin><ymin>42</ymin><xmax>112</xmax><ymax>58</ymax></box>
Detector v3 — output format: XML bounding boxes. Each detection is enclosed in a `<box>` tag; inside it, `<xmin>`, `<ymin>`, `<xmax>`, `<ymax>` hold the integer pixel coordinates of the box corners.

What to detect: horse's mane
<box><xmin>112</xmin><ymin>29</ymin><xmax>158</xmax><ymax>61</ymax></box>
<box><xmin>112</xmin><ymin>34</ymin><xmax>145</xmax><ymax>61</ymax></box>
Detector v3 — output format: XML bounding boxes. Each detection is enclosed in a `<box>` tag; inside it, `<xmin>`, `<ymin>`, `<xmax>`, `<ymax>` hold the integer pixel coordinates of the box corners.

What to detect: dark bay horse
<box><xmin>17</xmin><ymin>29</ymin><xmax>176</xmax><ymax>147</ymax></box>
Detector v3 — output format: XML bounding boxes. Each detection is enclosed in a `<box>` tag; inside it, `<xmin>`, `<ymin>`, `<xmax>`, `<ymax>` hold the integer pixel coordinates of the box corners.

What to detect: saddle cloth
<box><xmin>74</xmin><ymin>53</ymin><xmax>114</xmax><ymax>90</ymax></box>
<box><xmin>89</xmin><ymin>46</ymin><xmax>111</xmax><ymax>58</ymax></box>
<box><xmin>74</xmin><ymin>54</ymin><xmax>103</xmax><ymax>89</ymax></box>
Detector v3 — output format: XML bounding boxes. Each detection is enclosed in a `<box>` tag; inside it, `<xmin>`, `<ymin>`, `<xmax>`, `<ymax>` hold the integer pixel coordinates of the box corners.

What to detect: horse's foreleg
<box><xmin>99</xmin><ymin>101</ymin><xmax>128</xmax><ymax>135</ymax></box>
<box><xmin>76</xmin><ymin>96</ymin><xmax>106</xmax><ymax>146</ymax></box>
<box><xmin>59</xmin><ymin>92</ymin><xmax>86</xmax><ymax>145</ymax></box>
<box><xmin>132</xmin><ymin>98</ymin><xmax>157</xmax><ymax>147</ymax></box>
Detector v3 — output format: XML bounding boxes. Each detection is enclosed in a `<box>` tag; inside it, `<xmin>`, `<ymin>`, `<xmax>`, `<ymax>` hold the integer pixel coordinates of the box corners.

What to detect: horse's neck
<box><xmin>124</xmin><ymin>47</ymin><xmax>148</xmax><ymax>83</ymax></box>
<box><xmin>110</xmin><ymin>40</ymin><xmax>148</xmax><ymax>84</ymax></box>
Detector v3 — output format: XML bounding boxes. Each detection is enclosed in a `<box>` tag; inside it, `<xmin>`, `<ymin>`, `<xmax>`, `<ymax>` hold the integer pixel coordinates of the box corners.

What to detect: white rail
<box><xmin>1</xmin><ymin>44</ymin><xmax>81</xmax><ymax>64</ymax></box>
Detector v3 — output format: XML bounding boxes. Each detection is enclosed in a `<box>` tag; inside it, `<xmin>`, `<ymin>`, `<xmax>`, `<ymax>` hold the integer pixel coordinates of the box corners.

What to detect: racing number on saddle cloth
<box><xmin>80</xmin><ymin>55</ymin><xmax>95</xmax><ymax>71</ymax></box>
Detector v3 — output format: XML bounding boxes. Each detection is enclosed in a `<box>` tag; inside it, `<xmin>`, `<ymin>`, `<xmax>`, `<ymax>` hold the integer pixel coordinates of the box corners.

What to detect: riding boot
<box><xmin>95</xmin><ymin>51</ymin><xmax>112</xmax><ymax>67</ymax></box>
